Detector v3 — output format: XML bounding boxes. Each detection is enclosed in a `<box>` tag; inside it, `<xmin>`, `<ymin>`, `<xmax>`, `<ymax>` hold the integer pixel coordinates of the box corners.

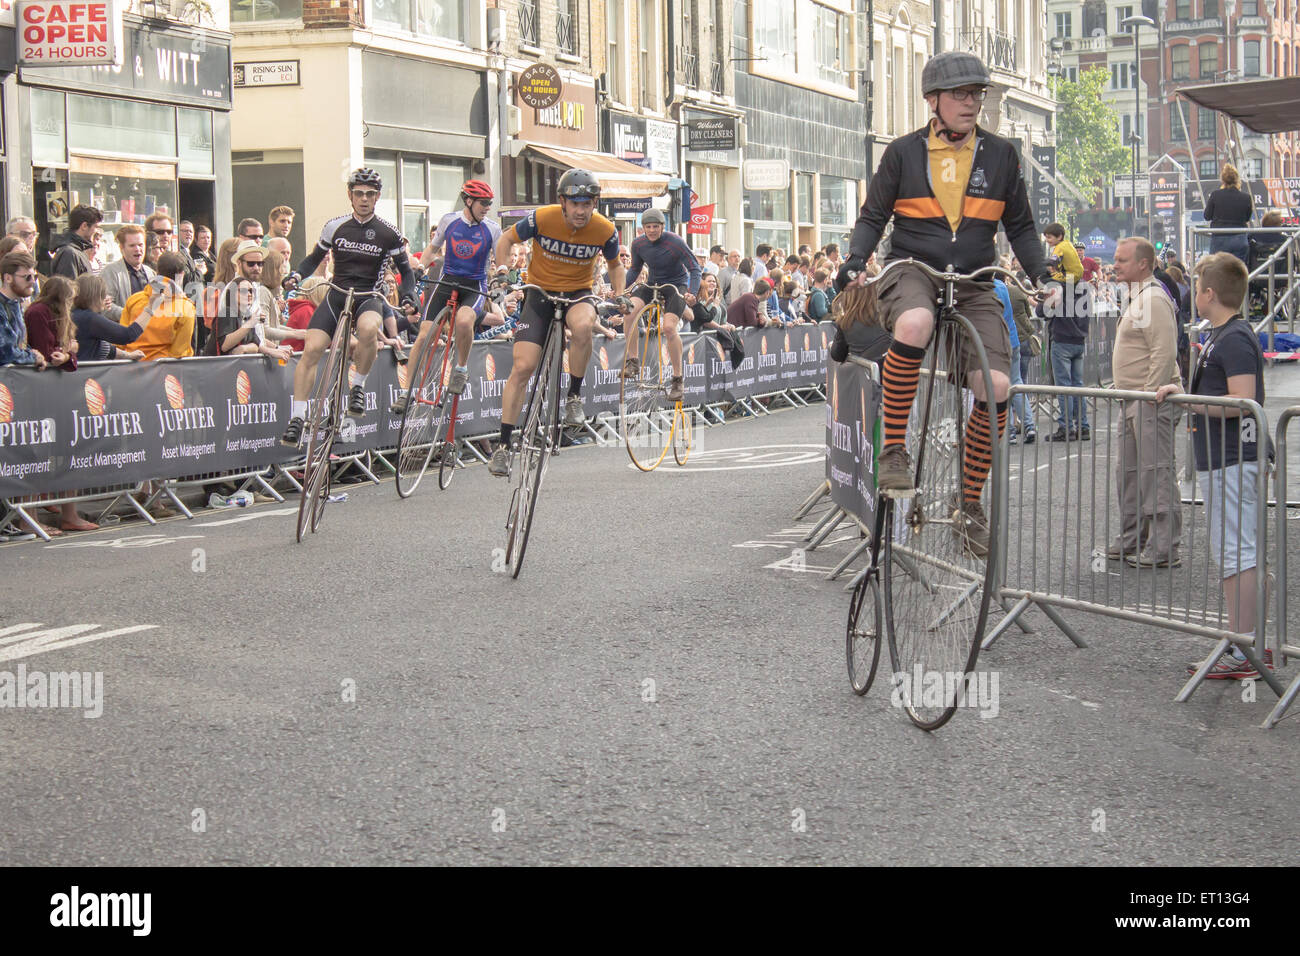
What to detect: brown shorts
<box><xmin>876</xmin><ymin>262</ymin><xmax>1011</xmax><ymax>378</ymax></box>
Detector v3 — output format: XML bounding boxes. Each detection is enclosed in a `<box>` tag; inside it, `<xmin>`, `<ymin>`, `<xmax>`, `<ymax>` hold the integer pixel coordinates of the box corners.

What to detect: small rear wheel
<box><xmin>672</xmin><ymin>403</ymin><xmax>693</xmax><ymax>465</ymax></box>
<box><xmin>621</xmin><ymin>304</ymin><xmax>671</xmax><ymax>472</ymax></box>
<box><xmin>846</xmin><ymin>565</ymin><xmax>884</xmax><ymax>696</ymax></box>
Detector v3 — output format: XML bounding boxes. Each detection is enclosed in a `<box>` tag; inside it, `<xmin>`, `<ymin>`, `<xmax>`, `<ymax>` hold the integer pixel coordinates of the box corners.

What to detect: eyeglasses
<box><xmin>14</xmin><ymin>271</ymin><xmax>36</xmax><ymax>282</ymax></box>
<box><xmin>243</xmin><ymin>260</ymin><xmax>265</xmax><ymax>269</ymax></box>
<box><xmin>475</xmin><ymin>199</ymin><xmax>493</xmax><ymax>207</ymax></box>
<box><xmin>245</xmin><ymin>233</ymin><xmax>263</xmax><ymax>241</ymax></box>
<box><xmin>561</xmin><ymin>184</ymin><xmax>601</xmax><ymax>199</ymax></box>
<box><xmin>351</xmin><ymin>189</ymin><xmax>381</xmax><ymax>200</ymax></box>
<box><xmin>946</xmin><ymin>87</ymin><xmax>989</xmax><ymax>103</ymax></box>
<box><xmin>153</xmin><ymin>228</ymin><xmax>174</xmax><ymax>235</ymax></box>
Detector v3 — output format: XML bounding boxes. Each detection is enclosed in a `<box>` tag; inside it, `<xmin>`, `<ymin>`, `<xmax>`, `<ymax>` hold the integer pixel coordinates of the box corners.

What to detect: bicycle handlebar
<box><xmin>859</xmin><ymin>258</ymin><xmax>1040</xmax><ymax>298</ymax></box>
<box><xmin>515</xmin><ymin>284</ymin><xmax>602</xmax><ymax>308</ymax></box>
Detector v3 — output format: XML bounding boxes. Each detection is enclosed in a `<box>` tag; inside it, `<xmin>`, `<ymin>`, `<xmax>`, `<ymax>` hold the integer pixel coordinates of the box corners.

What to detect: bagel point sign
<box><xmin>17</xmin><ymin>0</ymin><xmax>122</xmax><ymax>67</ymax></box>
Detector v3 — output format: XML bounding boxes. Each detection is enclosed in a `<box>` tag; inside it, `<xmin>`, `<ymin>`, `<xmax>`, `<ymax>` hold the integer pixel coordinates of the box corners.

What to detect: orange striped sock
<box><xmin>963</xmin><ymin>401</ymin><xmax>1006</xmax><ymax>503</ymax></box>
<box><xmin>880</xmin><ymin>341</ymin><xmax>926</xmax><ymax>448</ymax></box>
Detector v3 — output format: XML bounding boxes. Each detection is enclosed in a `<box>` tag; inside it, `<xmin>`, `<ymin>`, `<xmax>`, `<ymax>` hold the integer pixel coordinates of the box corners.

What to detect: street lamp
<box><xmin>1122</xmin><ymin>14</ymin><xmax>1155</xmax><ymax>237</ymax></box>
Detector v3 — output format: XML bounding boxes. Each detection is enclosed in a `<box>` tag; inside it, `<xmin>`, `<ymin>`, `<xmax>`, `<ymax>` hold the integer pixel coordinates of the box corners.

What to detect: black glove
<box><xmin>834</xmin><ymin>257</ymin><xmax>866</xmax><ymax>293</ymax></box>
<box><xmin>400</xmin><ymin>295</ymin><xmax>420</xmax><ymax>314</ymax></box>
<box><xmin>282</xmin><ymin>272</ymin><xmax>302</xmax><ymax>293</ymax></box>
<box><xmin>615</xmin><ymin>295</ymin><xmax>634</xmax><ymax>312</ymax></box>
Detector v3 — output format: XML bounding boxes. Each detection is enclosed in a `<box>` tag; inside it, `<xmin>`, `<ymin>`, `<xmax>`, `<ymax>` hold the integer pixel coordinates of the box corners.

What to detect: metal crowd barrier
<box><xmin>1</xmin><ymin>481</ymin><xmax>156</xmax><ymax>541</ymax></box>
<box><xmin>1264</xmin><ymin>406</ymin><xmax>1300</xmax><ymax>728</ymax></box>
<box><xmin>988</xmin><ymin>383</ymin><xmax>1285</xmax><ymax>706</ymax></box>
<box><xmin>1189</xmin><ymin>225</ymin><xmax>1300</xmax><ymax>351</ymax></box>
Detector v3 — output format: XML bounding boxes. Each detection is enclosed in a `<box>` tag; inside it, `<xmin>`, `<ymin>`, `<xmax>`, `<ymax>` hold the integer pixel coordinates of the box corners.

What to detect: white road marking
<box><xmin>195</xmin><ymin>507</ymin><xmax>298</xmax><ymax>527</ymax></box>
<box><xmin>0</xmin><ymin>623</ymin><xmax>160</xmax><ymax>663</ymax></box>
<box><xmin>1043</xmin><ymin>686</ymin><xmax>1101</xmax><ymax>709</ymax></box>
<box><xmin>46</xmin><ymin>534</ymin><xmax>204</xmax><ymax>549</ymax></box>
<box><xmin>646</xmin><ymin>443</ymin><xmax>824</xmax><ymax>472</ymax></box>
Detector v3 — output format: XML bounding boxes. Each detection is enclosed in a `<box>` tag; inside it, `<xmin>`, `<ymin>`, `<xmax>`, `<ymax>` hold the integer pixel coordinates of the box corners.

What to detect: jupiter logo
<box><xmin>761</xmin><ymin>337</ymin><xmax>769</xmax><ymax>355</ymax></box>
<box><xmin>485</xmin><ymin>354</ymin><xmax>498</xmax><ymax>380</ymax></box>
<box><xmin>163</xmin><ymin>374</ymin><xmax>185</xmax><ymax>410</ymax></box>
<box><xmin>235</xmin><ymin>370</ymin><xmax>252</xmax><ymax>405</ymax></box>
<box><xmin>563</xmin><ymin>350</ymin><xmax>571</xmax><ymax>375</ymax></box>
<box><xmin>348</xmin><ymin>363</ymin><xmax>360</xmax><ymax>387</ymax></box>
<box><xmin>832</xmin><ymin>373</ymin><xmax>839</xmax><ymax>420</ymax></box>
<box><xmin>0</xmin><ymin>384</ymin><xmax>11</xmax><ymax>424</ymax></box>
<box><xmin>84</xmin><ymin>379</ymin><xmax>106</xmax><ymax>416</ymax></box>
<box><xmin>821</xmin><ymin>329</ymin><xmax>828</xmax><ymax>350</ymax></box>
<box><xmin>804</xmin><ymin>333</ymin><xmax>811</xmax><ymax>351</ymax></box>
<box><xmin>714</xmin><ymin>341</ymin><xmax>724</xmax><ymax>361</ymax></box>
<box><xmin>688</xmin><ymin>343</ymin><xmax>696</xmax><ymax>365</ymax></box>
<box><xmin>784</xmin><ymin>332</ymin><xmax>791</xmax><ymax>352</ymax></box>
<box><xmin>599</xmin><ymin>347</ymin><xmax>609</xmax><ymax>371</ymax></box>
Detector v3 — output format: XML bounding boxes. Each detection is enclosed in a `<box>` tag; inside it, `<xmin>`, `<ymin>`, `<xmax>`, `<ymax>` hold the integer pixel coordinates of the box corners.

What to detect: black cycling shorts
<box><xmin>514</xmin><ymin>288</ymin><xmax>595</xmax><ymax>348</ymax></box>
<box><xmin>423</xmin><ymin>279</ymin><xmax>486</xmax><ymax>325</ymax></box>
<box><xmin>630</xmin><ymin>283</ymin><xmax>687</xmax><ymax>319</ymax></box>
<box><xmin>307</xmin><ymin>288</ymin><xmax>387</xmax><ymax>338</ymax></box>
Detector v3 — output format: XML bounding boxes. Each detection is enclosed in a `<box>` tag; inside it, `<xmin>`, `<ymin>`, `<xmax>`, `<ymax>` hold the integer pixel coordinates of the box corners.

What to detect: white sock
<box><xmin>455</xmin><ymin>364</ymin><xmax>468</xmax><ymax>373</ymax></box>
<box><xmin>353</xmin><ymin>372</ymin><xmax>368</xmax><ymax>387</ymax></box>
<box><xmin>291</xmin><ymin>399</ymin><xmax>307</xmax><ymax>419</ymax></box>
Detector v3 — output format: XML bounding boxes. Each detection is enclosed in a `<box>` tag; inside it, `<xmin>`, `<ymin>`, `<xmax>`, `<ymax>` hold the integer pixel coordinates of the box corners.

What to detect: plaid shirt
<box><xmin>0</xmin><ymin>292</ymin><xmax>38</xmax><ymax>366</ymax></box>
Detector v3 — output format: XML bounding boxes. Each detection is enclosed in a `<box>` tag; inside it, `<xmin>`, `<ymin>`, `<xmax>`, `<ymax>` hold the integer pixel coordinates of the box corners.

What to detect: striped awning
<box><xmin>524</xmin><ymin>145</ymin><xmax>671</xmax><ymax>199</ymax></box>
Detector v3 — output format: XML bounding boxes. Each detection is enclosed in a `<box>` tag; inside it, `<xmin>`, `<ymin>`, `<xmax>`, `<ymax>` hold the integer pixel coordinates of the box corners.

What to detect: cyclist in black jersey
<box><xmin>279</xmin><ymin>168</ymin><xmax>418</xmax><ymax>446</ymax></box>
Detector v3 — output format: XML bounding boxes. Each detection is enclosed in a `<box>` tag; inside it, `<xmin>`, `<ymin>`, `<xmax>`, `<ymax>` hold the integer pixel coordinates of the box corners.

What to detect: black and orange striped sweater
<box><xmin>849</xmin><ymin>123</ymin><xmax>1047</xmax><ymax>281</ymax></box>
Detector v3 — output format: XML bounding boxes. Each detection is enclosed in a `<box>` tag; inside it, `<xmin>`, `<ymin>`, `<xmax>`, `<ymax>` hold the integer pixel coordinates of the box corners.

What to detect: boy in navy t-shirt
<box><xmin>1155</xmin><ymin>252</ymin><xmax>1268</xmax><ymax>680</ymax></box>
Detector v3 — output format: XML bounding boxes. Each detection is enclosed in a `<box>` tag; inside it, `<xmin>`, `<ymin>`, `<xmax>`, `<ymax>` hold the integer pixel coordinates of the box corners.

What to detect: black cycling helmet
<box><xmin>348</xmin><ymin>167</ymin><xmax>383</xmax><ymax>190</ymax></box>
<box><xmin>558</xmin><ymin>168</ymin><xmax>601</xmax><ymax>200</ymax></box>
<box><xmin>921</xmin><ymin>52</ymin><xmax>991</xmax><ymax>96</ymax></box>
<box><xmin>641</xmin><ymin>208</ymin><xmax>666</xmax><ymax>226</ymax></box>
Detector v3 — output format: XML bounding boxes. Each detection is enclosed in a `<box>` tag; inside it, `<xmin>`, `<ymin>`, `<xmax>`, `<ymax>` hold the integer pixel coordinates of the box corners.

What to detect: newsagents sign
<box><xmin>16</xmin><ymin>0</ymin><xmax>122</xmax><ymax>67</ymax></box>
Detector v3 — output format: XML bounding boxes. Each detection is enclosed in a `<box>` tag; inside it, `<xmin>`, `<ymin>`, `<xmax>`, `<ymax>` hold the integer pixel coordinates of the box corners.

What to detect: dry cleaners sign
<box><xmin>17</xmin><ymin>0</ymin><xmax>122</xmax><ymax>67</ymax></box>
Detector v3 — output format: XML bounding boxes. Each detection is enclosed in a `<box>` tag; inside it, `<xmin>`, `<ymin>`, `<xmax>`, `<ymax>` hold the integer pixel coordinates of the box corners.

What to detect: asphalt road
<box><xmin>2</xmin><ymin>396</ymin><xmax>1298</xmax><ymax>866</ymax></box>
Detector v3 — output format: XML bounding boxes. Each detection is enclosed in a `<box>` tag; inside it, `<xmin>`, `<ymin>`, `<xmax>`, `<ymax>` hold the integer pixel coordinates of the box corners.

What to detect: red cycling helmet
<box><xmin>461</xmin><ymin>180</ymin><xmax>494</xmax><ymax>200</ymax></box>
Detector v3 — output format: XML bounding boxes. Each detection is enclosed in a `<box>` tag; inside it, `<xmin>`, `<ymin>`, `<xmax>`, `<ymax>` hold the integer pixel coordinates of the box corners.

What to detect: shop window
<box><xmin>796</xmin><ymin>173</ymin><xmax>814</xmax><ymax>226</ymax></box>
<box><xmin>752</xmin><ymin>0</ymin><xmax>795</xmax><ymax>73</ymax></box>
<box><xmin>69</xmin><ymin>159</ymin><xmax>178</xmax><ymax>255</ymax></box>
<box><xmin>31</xmin><ymin>88</ymin><xmax>67</xmax><ymax>167</ymax></box>
<box><xmin>178</xmin><ymin>109</ymin><xmax>213</xmax><ymax>177</ymax></box>
<box><xmin>366</xmin><ymin>155</ymin><xmax>400</xmax><ymax>224</ymax></box>
<box><xmin>744</xmin><ymin>188</ymin><xmax>789</xmax><ymax>224</ymax></box>
<box><xmin>819</xmin><ymin>176</ymin><xmax>853</xmax><ymax>232</ymax></box>
<box><xmin>68</xmin><ymin>94</ymin><xmax>176</xmax><ymax>161</ymax></box>
<box><xmin>232</xmin><ymin>0</ymin><xmax>303</xmax><ymax>21</ymax></box>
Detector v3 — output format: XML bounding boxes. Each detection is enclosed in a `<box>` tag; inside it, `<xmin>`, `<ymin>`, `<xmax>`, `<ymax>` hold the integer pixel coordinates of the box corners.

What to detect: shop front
<box><xmin>19</xmin><ymin>16</ymin><xmax>232</xmax><ymax>266</ymax></box>
<box><xmin>603</xmin><ymin>108</ymin><xmax>679</xmax><ymax>243</ymax></box>
<box><xmin>502</xmin><ymin>74</ymin><xmax>667</xmax><ymax>234</ymax></box>
<box><xmin>682</xmin><ymin>107</ymin><xmax>742</xmax><ymax>252</ymax></box>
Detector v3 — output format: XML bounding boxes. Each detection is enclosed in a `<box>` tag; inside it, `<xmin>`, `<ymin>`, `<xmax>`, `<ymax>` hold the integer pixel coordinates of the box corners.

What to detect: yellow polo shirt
<box><xmin>928</xmin><ymin>126</ymin><xmax>977</xmax><ymax>232</ymax></box>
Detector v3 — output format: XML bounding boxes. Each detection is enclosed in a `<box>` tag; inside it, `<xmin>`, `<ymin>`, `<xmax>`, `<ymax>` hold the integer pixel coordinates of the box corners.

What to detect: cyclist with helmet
<box><xmin>487</xmin><ymin>168</ymin><xmax>624</xmax><ymax>477</ymax></box>
<box><xmin>390</xmin><ymin>180</ymin><xmax>501</xmax><ymax>413</ymax></box>
<box><xmin>622</xmin><ymin>208</ymin><xmax>700</xmax><ymax>402</ymax></box>
<box><xmin>836</xmin><ymin>51</ymin><xmax>1050</xmax><ymax>558</ymax></box>
<box><xmin>280</xmin><ymin>167</ymin><xmax>418</xmax><ymax>446</ymax></box>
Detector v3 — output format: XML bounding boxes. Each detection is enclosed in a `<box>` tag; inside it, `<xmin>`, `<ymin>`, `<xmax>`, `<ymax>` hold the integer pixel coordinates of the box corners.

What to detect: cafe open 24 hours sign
<box><xmin>16</xmin><ymin>0</ymin><xmax>123</xmax><ymax>67</ymax></box>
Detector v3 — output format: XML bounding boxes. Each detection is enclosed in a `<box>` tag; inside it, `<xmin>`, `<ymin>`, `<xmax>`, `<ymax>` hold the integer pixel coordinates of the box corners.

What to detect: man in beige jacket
<box><xmin>1109</xmin><ymin>237</ymin><xmax>1183</xmax><ymax>567</ymax></box>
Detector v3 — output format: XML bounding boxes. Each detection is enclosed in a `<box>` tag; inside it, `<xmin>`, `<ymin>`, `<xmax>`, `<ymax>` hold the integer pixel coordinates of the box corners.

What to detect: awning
<box><xmin>524</xmin><ymin>145</ymin><xmax>671</xmax><ymax>199</ymax></box>
<box><xmin>1178</xmin><ymin>77</ymin><xmax>1300</xmax><ymax>135</ymax></box>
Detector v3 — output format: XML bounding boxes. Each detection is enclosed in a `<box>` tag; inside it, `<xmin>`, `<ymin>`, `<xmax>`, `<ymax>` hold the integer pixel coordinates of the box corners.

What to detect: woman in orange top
<box><xmin>121</xmin><ymin>252</ymin><xmax>196</xmax><ymax>361</ymax></box>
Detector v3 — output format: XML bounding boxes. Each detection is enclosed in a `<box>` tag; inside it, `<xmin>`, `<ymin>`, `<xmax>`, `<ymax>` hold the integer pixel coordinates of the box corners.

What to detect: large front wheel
<box><xmin>621</xmin><ymin>304</ymin><xmax>671</xmax><ymax>472</ymax></box>
<box><xmin>505</xmin><ymin>327</ymin><xmax>560</xmax><ymax>578</ymax></box>
<box><xmin>395</xmin><ymin>309</ymin><xmax>452</xmax><ymax>499</ymax></box>
<box><xmin>882</xmin><ymin>312</ymin><xmax>999</xmax><ymax>731</ymax></box>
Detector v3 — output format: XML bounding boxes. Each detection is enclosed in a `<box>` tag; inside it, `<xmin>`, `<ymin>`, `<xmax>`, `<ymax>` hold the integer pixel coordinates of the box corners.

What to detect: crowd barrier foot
<box><xmin>981</xmin><ymin>595</ymin><xmax>1036</xmax><ymax>650</ymax></box>
<box><xmin>795</xmin><ymin>480</ymin><xmax>831</xmax><ymax>520</ymax></box>
<box><xmin>804</xmin><ymin>507</ymin><xmax>846</xmax><ymax>549</ymax></box>
<box><xmin>994</xmin><ymin>595</ymin><xmax>1089</xmax><ymax>650</ymax></box>
<box><xmin>369</xmin><ymin>451</ymin><xmax>397</xmax><ymax>476</ymax></box>
<box><xmin>332</xmin><ymin>452</ymin><xmax>380</xmax><ymax>484</ymax></box>
<box><xmin>702</xmin><ymin>403</ymin><xmax>728</xmax><ymax>425</ymax></box>
<box><xmin>1263</xmin><ymin>668</ymin><xmax>1300</xmax><ymax>728</ymax></box>
<box><xmin>826</xmin><ymin>522</ymin><xmax>872</xmax><ymax>580</ymax></box>
<box><xmin>1177</xmin><ymin>637</ymin><xmax>1286</xmax><ymax>703</ymax></box>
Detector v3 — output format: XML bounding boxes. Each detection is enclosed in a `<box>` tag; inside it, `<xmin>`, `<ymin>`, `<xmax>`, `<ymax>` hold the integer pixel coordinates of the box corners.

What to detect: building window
<box><xmin>1242</xmin><ymin>0</ymin><xmax>1258</xmax><ymax>13</ymax></box>
<box><xmin>556</xmin><ymin>0</ymin><xmax>578</xmax><ymax>55</ymax></box>
<box><xmin>366</xmin><ymin>151</ymin><xmax>466</xmax><ymax>236</ymax></box>
<box><xmin>1110</xmin><ymin>62</ymin><xmax>1130</xmax><ymax>89</ymax></box>
<box><xmin>1175</xmin><ymin>0</ymin><xmax>1191</xmax><ymax>19</ymax></box>
<box><xmin>1199</xmin><ymin>158</ymin><xmax>1217</xmax><ymax>178</ymax></box>
<box><xmin>1115</xmin><ymin>6</ymin><xmax>1133</xmax><ymax>32</ymax></box>
<box><xmin>1172</xmin><ymin>45</ymin><xmax>1190</xmax><ymax>80</ymax></box>
<box><xmin>1199</xmin><ymin>43</ymin><xmax>1218</xmax><ymax>78</ymax></box>
<box><xmin>1065</xmin><ymin>66</ymin><xmax>1077</xmax><ymax>82</ymax></box>
<box><xmin>1171</xmin><ymin>102</ymin><xmax>1188</xmax><ymax>141</ymax></box>
<box><xmin>1054</xmin><ymin>12</ymin><xmax>1071</xmax><ymax>37</ymax></box>
<box><xmin>607</xmin><ymin>0</ymin><xmax>627</xmax><ymax>102</ymax></box>
<box><xmin>1204</xmin><ymin>0</ymin><xmax>1218</xmax><ymax>18</ymax></box>
<box><xmin>68</xmin><ymin>94</ymin><xmax>177</xmax><ymax>161</ymax></box>
<box><xmin>1245</xmin><ymin>40</ymin><xmax>1261</xmax><ymax>76</ymax></box>
<box><xmin>753</xmin><ymin>0</ymin><xmax>796</xmax><ymax>73</ymax></box>
<box><xmin>372</xmin><ymin>0</ymin><xmax>463</xmax><ymax>41</ymax></box>
<box><xmin>641</xmin><ymin>0</ymin><xmax>660</xmax><ymax>107</ymax></box>
<box><xmin>30</xmin><ymin>88</ymin><xmax>66</xmax><ymax>167</ymax></box>
<box><xmin>1198</xmin><ymin>106</ymin><xmax>1216</xmax><ymax>141</ymax></box>
<box><xmin>233</xmin><ymin>0</ymin><xmax>302</xmax><ymax>21</ymax></box>
<box><xmin>519</xmin><ymin>0</ymin><xmax>539</xmax><ymax>46</ymax></box>
<box><xmin>1243</xmin><ymin>158</ymin><xmax>1263</xmax><ymax>178</ymax></box>
<box><xmin>813</xmin><ymin>4</ymin><xmax>851</xmax><ymax>86</ymax></box>
<box><xmin>178</xmin><ymin>108</ymin><xmax>213</xmax><ymax>177</ymax></box>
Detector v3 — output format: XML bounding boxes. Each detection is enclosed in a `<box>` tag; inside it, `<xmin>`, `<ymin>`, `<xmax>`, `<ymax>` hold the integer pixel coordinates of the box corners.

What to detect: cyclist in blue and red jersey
<box><xmin>391</xmin><ymin>180</ymin><xmax>501</xmax><ymax>413</ymax></box>
<box><xmin>622</xmin><ymin>208</ymin><xmax>700</xmax><ymax>402</ymax></box>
